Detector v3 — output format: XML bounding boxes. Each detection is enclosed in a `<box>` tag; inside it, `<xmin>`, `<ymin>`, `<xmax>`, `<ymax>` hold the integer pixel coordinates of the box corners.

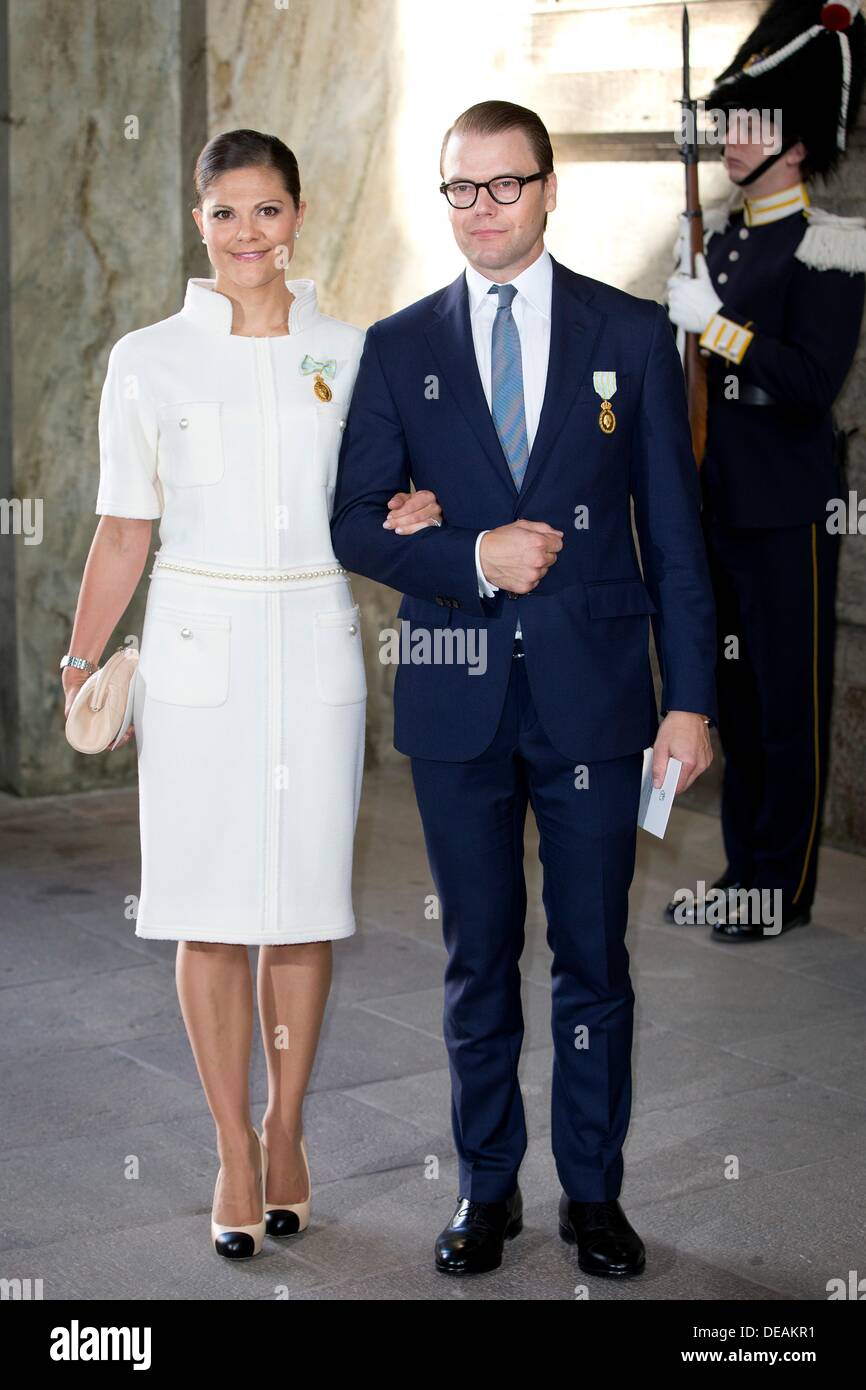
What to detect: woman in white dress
<box><xmin>61</xmin><ymin>130</ymin><xmax>442</xmax><ymax>1258</ymax></box>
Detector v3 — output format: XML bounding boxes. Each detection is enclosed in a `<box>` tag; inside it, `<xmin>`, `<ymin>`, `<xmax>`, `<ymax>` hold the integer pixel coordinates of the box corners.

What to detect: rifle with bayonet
<box><xmin>678</xmin><ymin>5</ymin><xmax>708</xmax><ymax>467</ymax></box>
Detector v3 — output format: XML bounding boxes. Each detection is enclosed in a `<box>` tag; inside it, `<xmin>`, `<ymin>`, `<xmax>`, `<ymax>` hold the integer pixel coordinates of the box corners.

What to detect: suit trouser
<box><xmin>409</xmin><ymin>645</ymin><xmax>643</xmax><ymax>1204</ymax></box>
<box><xmin>704</xmin><ymin>518</ymin><xmax>839</xmax><ymax>912</ymax></box>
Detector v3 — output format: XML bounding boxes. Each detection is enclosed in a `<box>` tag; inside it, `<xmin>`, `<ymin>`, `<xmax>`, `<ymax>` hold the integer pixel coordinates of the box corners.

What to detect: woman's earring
<box><xmin>201</xmin><ymin>238</ymin><xmax>206</xmax><ymax>244</ymax></box>
<box><xmin>295</xmin><ymin>230</ymin><xmax>300</xmax><ymax>239</ymax></box>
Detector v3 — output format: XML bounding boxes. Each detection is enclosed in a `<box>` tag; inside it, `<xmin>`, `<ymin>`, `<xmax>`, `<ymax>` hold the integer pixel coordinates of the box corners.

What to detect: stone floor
<box><xmin>1</xmin><ymin>763</ymin><xmax>865</xmax><ymax>1302</ymax></box>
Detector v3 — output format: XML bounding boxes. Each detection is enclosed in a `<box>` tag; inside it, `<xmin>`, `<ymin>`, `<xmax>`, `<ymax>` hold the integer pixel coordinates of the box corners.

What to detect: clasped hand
<box><xmin>381</xmin><ymin>494</ymin><xmax>710</xmax><ymax>796</ymax></box>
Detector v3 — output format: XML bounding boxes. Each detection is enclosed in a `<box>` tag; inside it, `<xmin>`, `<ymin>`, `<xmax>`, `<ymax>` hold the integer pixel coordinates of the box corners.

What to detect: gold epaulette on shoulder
<box><xmin>796</xmin><ymin>208</ymin><xmax>866</xmax><ymax>273</ymax></box>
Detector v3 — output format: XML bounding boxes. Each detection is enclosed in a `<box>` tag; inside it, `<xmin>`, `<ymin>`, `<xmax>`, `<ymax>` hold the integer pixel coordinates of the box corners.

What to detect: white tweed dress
<box><xmin>94</xmin><ymin>277</ymin><xmax>367</xmax><ymax>944</ymax></box>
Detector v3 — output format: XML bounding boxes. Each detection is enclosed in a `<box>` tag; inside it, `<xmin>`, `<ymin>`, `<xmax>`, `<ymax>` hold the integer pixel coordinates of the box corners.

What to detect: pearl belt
<box><xmin>149</xmin><ymin>552</ymin><xmax>349</xmax><ymax>590</ymax></box>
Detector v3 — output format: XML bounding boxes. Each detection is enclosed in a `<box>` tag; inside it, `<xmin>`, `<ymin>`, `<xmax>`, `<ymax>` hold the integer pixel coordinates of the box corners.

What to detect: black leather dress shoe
<box><xmin>664</xmin><ymin>873</ymin><xmax>745</xmax><ymax>923</ymax></box>
<box><xmin>558</xmin><ymin>1195</ymin><xmax>646</xmax><ymax>1277</ymax></box>
<box><xmin>434</xmin><ymin>1187</ymin><xmax>522</xmax><ymax>1275</ymax></box>
<box><xmin>711</xmin><ymin>904</ymin><xmax>811</xmax><ymax>942</ymax></box>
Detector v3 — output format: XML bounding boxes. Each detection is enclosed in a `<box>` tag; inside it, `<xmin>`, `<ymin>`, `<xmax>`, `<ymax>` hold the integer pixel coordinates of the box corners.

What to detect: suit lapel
<box><xmin>423</xmin><ymin>254</ymin><xmax>607</xmax><ymax>509</ymax></box>
<box><xmin>424</xmin><ymin>272</ymin><xmax>518</xmax><ymax>500</ymax></box>
<box><xmin>517</xmin><ymin>255</ymin><xmax>606</xmax><ymax>509</ymax></box>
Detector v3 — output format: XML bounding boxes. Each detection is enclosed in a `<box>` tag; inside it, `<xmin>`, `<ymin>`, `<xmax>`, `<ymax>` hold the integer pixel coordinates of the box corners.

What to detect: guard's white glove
<box><xmin>672</xmin><ymin>213</ymin><xmax>710</xmax><ymax>270</ymax></box>
<box><xmin>666</xmin><ymin>253</ymin><xmax>722</xmax><ymax>335</ymax></box>
<box><xmin>672</xmin><ymin>213</ymin><xmax>690</xmax><ymax>271</ymax></box>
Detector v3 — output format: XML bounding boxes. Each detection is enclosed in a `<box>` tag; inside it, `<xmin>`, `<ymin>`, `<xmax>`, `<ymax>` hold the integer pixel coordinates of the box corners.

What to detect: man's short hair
<box><xmin>440</xmin><ymin>100</ymin><xmax>554</xmax><ymax>230</ymax></box>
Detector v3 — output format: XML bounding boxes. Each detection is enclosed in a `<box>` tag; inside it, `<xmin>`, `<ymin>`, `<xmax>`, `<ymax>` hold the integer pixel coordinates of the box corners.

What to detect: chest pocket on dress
<box><xmin>141</xmin><ymin>605</ymin><xmax>231</xmax><ymax>706</ymax></box>
<box><xmin>313</xmin><ymin>396</ymin><xmax>350</xmax><ymax>494</ymax></box>
<box><xmin>313</xmin><ymin>603</ymin><xmax>366</xmax><ymax>705</ymax></box>
<box><xmin>157</xmin><ymin>402</ymin><xmax>225</xmax><ymax>486</ymax></box>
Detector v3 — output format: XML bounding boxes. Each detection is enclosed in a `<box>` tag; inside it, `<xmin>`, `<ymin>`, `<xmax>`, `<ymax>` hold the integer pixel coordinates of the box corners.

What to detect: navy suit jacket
<box><xmin>330</xmin><ymin>252</ymin><xmax>717</xmax><ymax>763</ymax></box>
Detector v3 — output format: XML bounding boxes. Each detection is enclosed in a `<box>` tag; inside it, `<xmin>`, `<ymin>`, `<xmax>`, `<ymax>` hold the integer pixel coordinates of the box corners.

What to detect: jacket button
<box><xmin>738</xmin><ymin>227</ymin><xmax>749</xmax><ymax>240</ymax></box>
<box><xmin>179</xmin><ymin>418</ymin><xmax>189</xmax><ymax>429</ymax></box>
<box><xmin>728</xmin><ymin>250</ymin><xmax>739</xmax><ymax>261</ymax></box>
<box><xmin>717</xmin><ymin>272</ymin><xmax>728</xmax><ymax>284</ymax></box>
<box><xmin>180</xmin><ymin>627</ymin><xmax>193</xmax><ymax>639</ymax></box>
<box><xmin>348</xmin><ymin>623</ymin><xmax>357</xmax><ymax>634</ymax></box>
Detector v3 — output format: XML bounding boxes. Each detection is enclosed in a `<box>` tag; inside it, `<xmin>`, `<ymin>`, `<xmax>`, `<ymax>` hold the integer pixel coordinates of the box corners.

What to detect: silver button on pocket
<box><xmin>141</xmin><ymin>606</ymin><xmax>231</xmax><ymax>706</ymax></box>
<box><xmin>313</xmin><ymin>604</ymin><xmax>366</xmax><ymax>706</ymax></box>
<box><xmin>157</xmin><ymin>401</ymin><xmax>225</xmax><ymax>487</ymax></box>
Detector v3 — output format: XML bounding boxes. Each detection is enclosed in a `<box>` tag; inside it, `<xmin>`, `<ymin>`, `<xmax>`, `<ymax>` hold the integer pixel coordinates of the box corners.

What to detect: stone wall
<box><xmin>0</xmin><ymin>0</ymin><xmax>208</xmax><ymax>795</ymax></box>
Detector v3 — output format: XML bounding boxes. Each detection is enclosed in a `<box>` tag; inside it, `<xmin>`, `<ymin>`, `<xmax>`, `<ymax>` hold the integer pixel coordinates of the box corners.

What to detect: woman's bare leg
<box><xmin>176</xmin><ymin>941</ymin><xmax>261</xmax><ymax>1225</ymax></box>
<box><xmin>257</xmin><ymin>941</ymin><xmax>332</xmax><ymax>1203</ymax></box>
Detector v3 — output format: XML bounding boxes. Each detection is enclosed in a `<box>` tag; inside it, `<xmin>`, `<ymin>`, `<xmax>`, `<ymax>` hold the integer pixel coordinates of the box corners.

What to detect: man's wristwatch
<box><xmin>60</xmin><ymin>653</ymin><xmax>96</xmax><ymax>676</ymax></box>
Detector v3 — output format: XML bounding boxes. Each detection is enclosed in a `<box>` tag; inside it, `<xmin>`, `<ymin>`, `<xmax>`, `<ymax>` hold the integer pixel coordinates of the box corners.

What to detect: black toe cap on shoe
<box><xmin>214</xmin><ymin>1230</ymin><xmax>256</xmax><ymax>1259</ymax></box>
<box><xmin>266</xmin><ymin>1209</ymin><xmax>302</xmax><ymax>1238</ymax></box>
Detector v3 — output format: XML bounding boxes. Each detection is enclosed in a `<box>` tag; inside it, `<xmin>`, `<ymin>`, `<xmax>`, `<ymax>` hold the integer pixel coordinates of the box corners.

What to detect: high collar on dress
<box><xmin>180</xmin><ymin>277</ymin><xmax>320</xmax><ymax>335</ymax></box>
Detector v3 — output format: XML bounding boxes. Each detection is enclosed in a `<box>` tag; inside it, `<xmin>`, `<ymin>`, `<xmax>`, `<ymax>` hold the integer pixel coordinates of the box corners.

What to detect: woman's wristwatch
<box><xmin>60</xmin><ymin>653</ymin><xmax>97</xmax><ymax>677</ymax></box>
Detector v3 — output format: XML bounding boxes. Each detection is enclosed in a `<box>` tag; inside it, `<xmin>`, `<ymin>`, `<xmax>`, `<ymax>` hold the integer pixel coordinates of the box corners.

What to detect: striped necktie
<box><xmin>488</xmin><ymin>282</ymin><xmax>529</xmax><ymax>490</ymax></box>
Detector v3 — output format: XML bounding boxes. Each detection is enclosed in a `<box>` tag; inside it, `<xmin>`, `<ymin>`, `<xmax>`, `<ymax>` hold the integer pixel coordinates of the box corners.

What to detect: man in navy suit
<box><xmin>331</xmin><ymin>100</ymin><xmax>717</xmax><ymax>1279</ymax></box>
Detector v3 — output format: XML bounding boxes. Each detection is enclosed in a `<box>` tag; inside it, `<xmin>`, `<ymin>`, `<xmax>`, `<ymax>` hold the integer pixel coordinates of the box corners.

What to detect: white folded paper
<box><xmin>637</xmin><ymin>748</ymin><xmax>682</xmax><ymax>839</ymax></box>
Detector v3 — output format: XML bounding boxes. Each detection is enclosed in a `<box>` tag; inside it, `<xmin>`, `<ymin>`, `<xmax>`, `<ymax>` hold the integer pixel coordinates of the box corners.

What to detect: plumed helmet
<box><xmin>705</xmin><ymin>1</ymin><xmax>866</xmax><ymax>178</ymax></box>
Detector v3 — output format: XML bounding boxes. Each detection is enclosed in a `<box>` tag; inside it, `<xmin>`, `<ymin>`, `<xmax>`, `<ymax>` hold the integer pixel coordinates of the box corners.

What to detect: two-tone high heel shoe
<box><xmin>264</xmin><ymin>1134</ymin><xmax>311</xmax><ymax>1237</ymax></box>
<box><xmin>211</xmin><ymin>1129</ymin><xmax>268</xmax><ymax>1259</ymax></box>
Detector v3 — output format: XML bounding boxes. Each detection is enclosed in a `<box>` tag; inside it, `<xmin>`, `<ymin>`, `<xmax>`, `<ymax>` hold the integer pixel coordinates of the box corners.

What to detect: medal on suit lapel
<box><xmin>593</xmin><ymin>370</ymin><xmax>617</xmax><ymax>434</ymax></box>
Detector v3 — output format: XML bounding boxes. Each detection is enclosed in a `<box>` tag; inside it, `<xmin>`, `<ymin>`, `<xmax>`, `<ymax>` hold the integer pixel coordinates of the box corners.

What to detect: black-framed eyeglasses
<box><xmin>439</xmin><ymin>171</ymin><xmax>547</xmax><ymax>208</ymax></box>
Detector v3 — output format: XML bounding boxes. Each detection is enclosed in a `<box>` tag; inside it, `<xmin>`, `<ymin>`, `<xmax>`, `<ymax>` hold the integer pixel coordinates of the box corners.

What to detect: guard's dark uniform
<box><xmin>700</xmin><ymin>189</ymin><xmax>865</xmax><ymax>916</ymax></box>
<box><xmin>665</xmin><ymin>0</ymin><xmax>866</xmax><ymax>933</ymax></box>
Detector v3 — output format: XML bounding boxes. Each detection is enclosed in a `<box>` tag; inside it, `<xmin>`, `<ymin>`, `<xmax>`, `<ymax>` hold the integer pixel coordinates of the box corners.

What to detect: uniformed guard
<box><xmin>665</xmin><ymin>1</ymin><xmax>866</xmax><ymax>939</ymax></box>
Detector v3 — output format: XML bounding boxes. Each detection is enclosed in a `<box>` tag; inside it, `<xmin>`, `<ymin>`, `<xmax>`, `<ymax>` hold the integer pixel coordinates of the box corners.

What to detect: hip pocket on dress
<box><xmin>313</xmin><ymin>603</ymin><xmax>366</xmax><ymax>705</ymax></box>
<box><xmin>141</xmin><ymin>605</ymin><xmax>231</xmax><ymax>706</ymax></box>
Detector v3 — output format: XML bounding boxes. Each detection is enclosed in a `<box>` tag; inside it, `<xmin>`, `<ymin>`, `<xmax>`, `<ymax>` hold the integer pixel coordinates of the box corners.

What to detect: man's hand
<box><xmin>382</xmin><ymin>489</ymin><xmax>443</xmax><ymax>535</ymax></box>
<box><xmin>652</xmin><ymin>711</ymin><xmax>712</xmax><ymax>793</ymax></box>
<box><xmin>479</xmin><ymin>521</ymin><xmax>564</xmax><ymax>593</ymax></box>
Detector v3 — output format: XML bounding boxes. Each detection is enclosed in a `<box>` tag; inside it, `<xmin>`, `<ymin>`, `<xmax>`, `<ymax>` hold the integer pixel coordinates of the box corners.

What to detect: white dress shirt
<box><xmin>465</xmin><ymin>245</ymin><xmax>553</xmax><ymax>639</ymax></box>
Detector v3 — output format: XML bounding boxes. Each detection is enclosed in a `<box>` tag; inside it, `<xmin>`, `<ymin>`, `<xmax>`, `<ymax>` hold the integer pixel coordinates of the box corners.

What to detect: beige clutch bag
<box><xmin>65</xmin><ymin>646</ymin><xmax>140</xmax><ymax>754</ymax></box>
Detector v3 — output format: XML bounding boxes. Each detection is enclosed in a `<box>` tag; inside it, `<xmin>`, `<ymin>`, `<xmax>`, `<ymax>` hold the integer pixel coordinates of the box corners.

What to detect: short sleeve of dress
<box><xmin>95</xmin><ymin>338</ymin><xmax>163</xmax><ymax>519</ymax></box>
